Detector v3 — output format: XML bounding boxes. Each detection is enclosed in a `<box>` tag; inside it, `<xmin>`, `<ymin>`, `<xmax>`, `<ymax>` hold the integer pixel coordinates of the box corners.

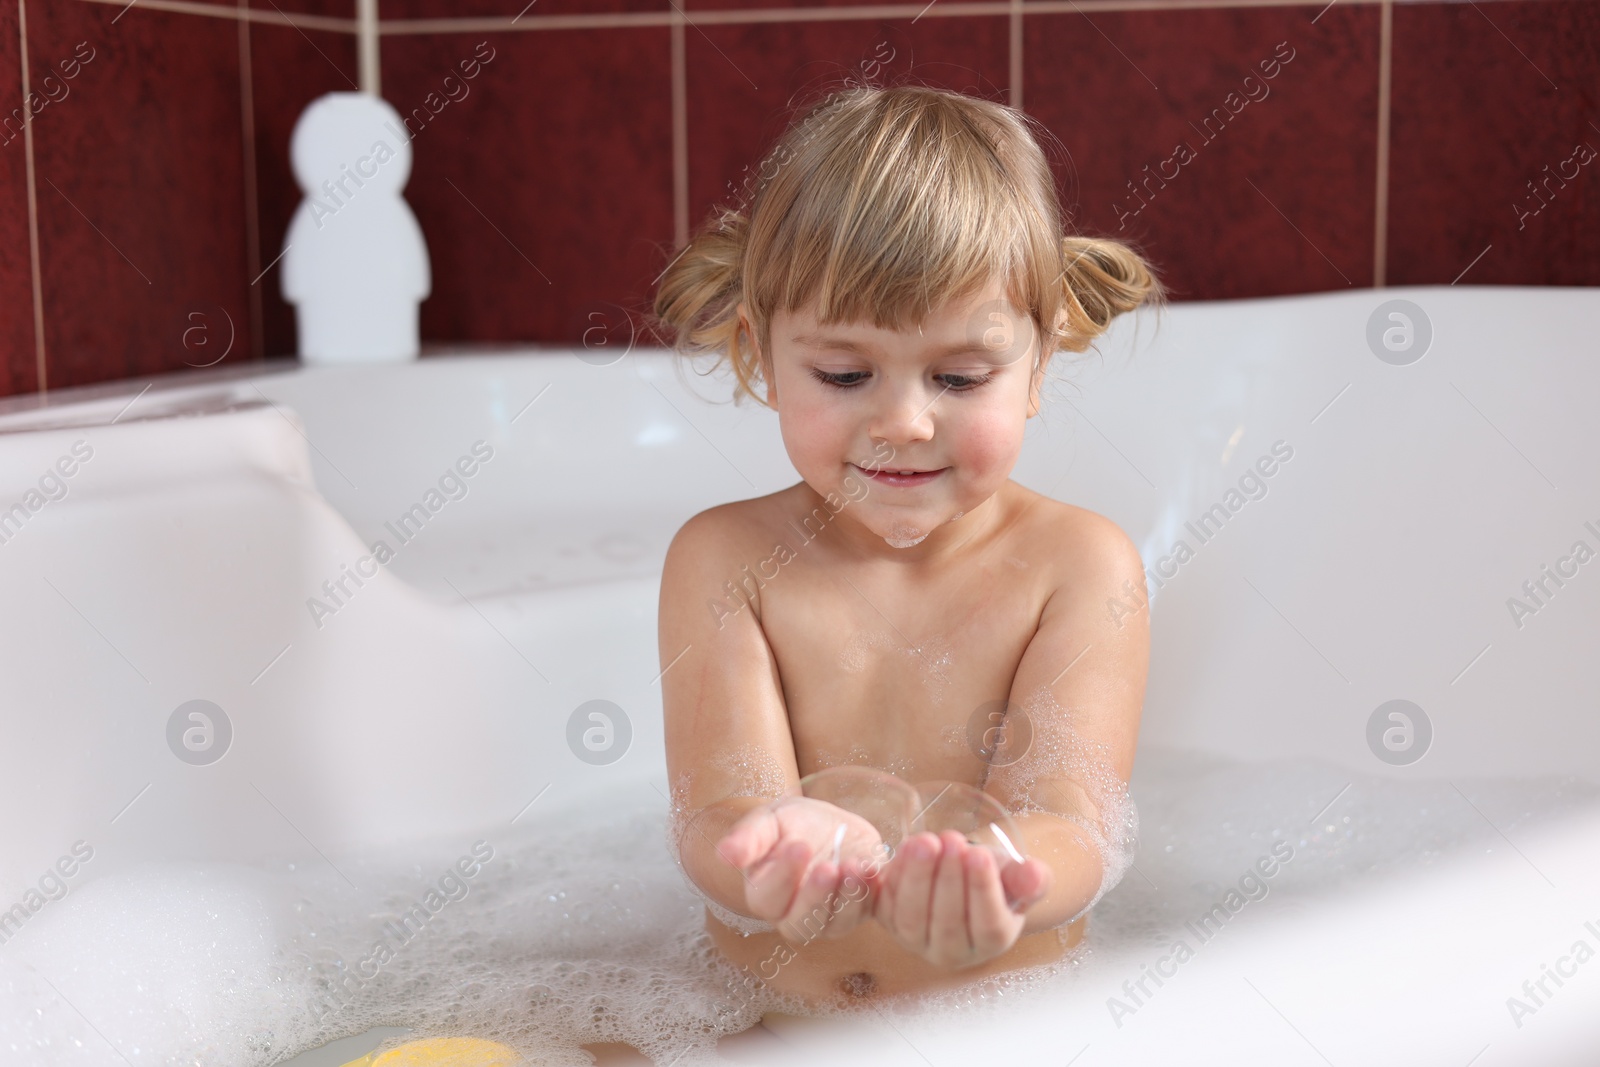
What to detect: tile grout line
<box><xmin>237</xmin><ymin>0</ymin><xmax>264</xmax><ymax>361</ymax></box>
<box><xmin>671</xmin><ymin>8</ymin><xmax>688</xmax><ymax>249</ymax></box>
<box><xmin>376</xmin><ymin>0</ymin><xmax>1419</xmax><ymax>34</ymax></box>
<box><xmin>18</xmin><ymin>0</ymin><xmax>46</xmax><ymax>394</ymax></box>
<box><xmin>1374</xmin><ymin>0</ymin><xmax>1391</xmax><ymax>287</ymax></box>
<box><xmin>65</xmin><ymin>0</ymin><xmax>1554</xmax><ymax>37</ymax></box>
<box><xmin>1009</xmin><ymin>0</ymin><xmax>1023</xmax><ymax>109</ymax></box>
<box><xmin>70</xmin><ymin>0</ymin><xmax>355</xmax><ymax>32</ymax></box>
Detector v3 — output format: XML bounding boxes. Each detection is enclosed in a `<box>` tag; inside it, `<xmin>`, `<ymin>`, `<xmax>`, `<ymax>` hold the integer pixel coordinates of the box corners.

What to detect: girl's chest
<box><xmin>756</xmin><ymin>557</ymin><xmax>1050</xmax><ymax>783</ymax></box>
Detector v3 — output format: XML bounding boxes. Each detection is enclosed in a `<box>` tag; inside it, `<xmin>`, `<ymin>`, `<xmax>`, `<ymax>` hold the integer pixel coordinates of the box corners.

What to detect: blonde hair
<box><xmin>650</xmin><ymin>83</ymin><xmax>1167</xmax><ymax>408</ymax></box>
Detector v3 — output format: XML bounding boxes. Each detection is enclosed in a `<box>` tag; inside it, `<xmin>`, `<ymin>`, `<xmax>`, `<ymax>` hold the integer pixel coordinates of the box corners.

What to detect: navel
<box><xmin>837</xmin><ymin>971</ymin><xmax>878</xmax><ymax>998</ymax></box>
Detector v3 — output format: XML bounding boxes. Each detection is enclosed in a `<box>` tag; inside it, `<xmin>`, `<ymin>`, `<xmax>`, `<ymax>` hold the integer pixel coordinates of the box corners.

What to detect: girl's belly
<box><xmin>705</xmin><ymin>907</ymin><xmax>1086</xmax><ymax>1007</ymax></box>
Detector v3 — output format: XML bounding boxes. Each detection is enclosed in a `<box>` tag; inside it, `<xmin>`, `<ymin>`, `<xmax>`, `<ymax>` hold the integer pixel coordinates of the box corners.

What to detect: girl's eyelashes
<box><xmin>806</xmin><ymin>369</ymin><xmax>995</xmax><ymax>391</ymax></box>
<box><xmin>937</xmin><ymin>372</ymin><xmax>993</xmax><ymax>391</ymax></box>
<box><xmin>809</xmin><ymin>368</ymin><xmax>868</xmax><ymax>388</ymax></box>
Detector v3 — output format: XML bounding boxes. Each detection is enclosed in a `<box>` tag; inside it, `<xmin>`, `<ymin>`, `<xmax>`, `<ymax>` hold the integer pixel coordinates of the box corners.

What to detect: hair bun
<box><xmin>1054</xmin><ymin>235</ymin><xmax>1165</xmax><ymax>353</ymax></box>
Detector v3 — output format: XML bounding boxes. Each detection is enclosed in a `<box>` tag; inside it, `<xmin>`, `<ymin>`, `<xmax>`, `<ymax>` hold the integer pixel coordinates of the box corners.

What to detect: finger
<box><xmin>780</xmin><ymin>856</ymin><xmax>848</xmax><ymax>941</ymax></box>
<box><xmin>750</xmin><ymin>837</ymin><xmax>811</xmax><ymax>888</ymax></box>
<box><xmin>822</xmin><ymin>857</ymin><xmax>876</xmax><ymax>936</ymax></box>
<box><xmin>888</xmin><ymin>832</ymin><xmax>941</xmax><ymax>950</ymax></box>
<box><xmin>814</xmin><ymin>858</ymin><xmax>865</xmax><ymax>938</ymax></box>
<box><xmin>748</xmin><ymin>838</ymin><xmax>813</xmax><ymax>920</ymax></box>
<box><xmin>716</xmin><ymin>806</ymin><xmax>780</xmax><ymax>870</ymax></box>
<box><xmin>871</xmin><ymin>848</ymin><xmax>898</xmax><ymax>929</ymax></box>
<box><xmin>845</xmin><ymin>857</ymin><xmax>878</xmax><ymax>908</ymax></box>
<box><xmin>780</xmin><ymin>851</ymin><xmax>870</xmax><ymax>940</ymax></box>
<box><xmin>965</xmin><ymin>847</ymin><xmax>1015</xmax><ymax>955</ymax></box>
<box><xmin>928</xmin><ymin>831</ymin><xmax>971</xmax><ymax>964</ymax></box>
<box><xmin>999</xmin><ymin>856</ymin><xmax>1052</xmax><ymax>910</ymax></box>
<box><xmin>857</xmin><ymin>840</ymin><xmax>894</xmax><ymax>888</ymax></box>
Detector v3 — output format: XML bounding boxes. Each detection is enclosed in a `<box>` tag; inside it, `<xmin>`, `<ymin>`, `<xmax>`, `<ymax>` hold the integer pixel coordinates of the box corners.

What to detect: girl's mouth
<box><xmin>853</xmin><ymin>464</ymin><xmax>946</xmax><ymax>487</ymax></box>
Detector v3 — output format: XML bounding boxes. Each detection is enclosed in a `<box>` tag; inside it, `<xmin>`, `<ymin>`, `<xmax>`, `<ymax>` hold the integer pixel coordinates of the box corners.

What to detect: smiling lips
<box><xmin>854</xmin><ymin>464</ymin><xmax>946</xmax><ymax>487</ymax></box>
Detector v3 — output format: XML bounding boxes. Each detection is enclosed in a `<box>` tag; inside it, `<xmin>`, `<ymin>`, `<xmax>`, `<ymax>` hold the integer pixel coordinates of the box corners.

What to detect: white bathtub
<box><xmin>0</xmin><ymin>285</ymin><xmax>1597</xmax><ymax>1065</ymax></box>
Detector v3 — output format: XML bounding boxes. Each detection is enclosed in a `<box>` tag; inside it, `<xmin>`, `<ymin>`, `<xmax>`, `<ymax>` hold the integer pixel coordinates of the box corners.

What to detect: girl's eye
<box><xmin>810</xmin><ymin>369</ymin><xmax>868</xmax><ymax>388</ymax></box>
<box><xmin>806</xmin><ymin>369</ymin><xmax>994</xmax><ymax>390</ymax></box>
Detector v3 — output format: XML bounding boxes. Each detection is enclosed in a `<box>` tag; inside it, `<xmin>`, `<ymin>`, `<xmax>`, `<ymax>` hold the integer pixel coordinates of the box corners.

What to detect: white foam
<box><xmin>0</xmin><ymin>863</ymin><xmax>295</xmax><ymax>1066</ymax></box>
<box><xmin>1</xmin><ymin>753</ymin><xmax>1595</xmax><ymax>1066</ymax></box>
<box><xmin>667</xmin><ymin>742</ymin><xmax>790</xmax><ymax>939</ymax></box>
<box><xmin>881</xmin><ymin>522</ymin><xmax>927</xmax><ymax>549</ymax></box>
<box><xmin>835</xmin><ymin>630</ymin><xmax>953</xmax><ymax>703</ymax></box>
<box><xmin>981</xmin><ymin>686</ymin><xmax>1142</xmax><ymax>921</ymax></box>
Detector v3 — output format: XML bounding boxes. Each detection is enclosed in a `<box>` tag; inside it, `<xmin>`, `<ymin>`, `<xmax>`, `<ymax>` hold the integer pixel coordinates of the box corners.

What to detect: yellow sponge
<box><xmin>341</xmin><ymin>1037</ymin><xmax>521</xmax><ymax>1067</ymax></box>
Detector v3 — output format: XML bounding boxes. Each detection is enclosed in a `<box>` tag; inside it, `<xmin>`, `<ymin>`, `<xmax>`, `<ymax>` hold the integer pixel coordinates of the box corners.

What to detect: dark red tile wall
<box><xmin>1388</xmin><ymin>1</ymin><xmax>1600</xmax><ymax>285</ymax></box>
<box><xmin>686</xmin><ymin>14</ymin><xmax>1012</xmax><ymax>223</ymax></box>
<box><xmin>0</xmin><ymin>0</ymin><xmax>37</xmax><ymax>395</ymax></box>
<box><xmin>1</xmin><ymin>0</ymin><xmax>1596</xmax><ymax>399</ymax></box>
<box><xmin>252</xmin><ymin>0</ymin><xmax>355</xmax><ymax>15</ymax></box>
<box><xmin>27</xmin><ymin>0</ymin><xmax>250</xmax><ymax>389</ymax></box>
<box><xmin>381</xmin><ymin>0</ymin><xmax>664</xmax><ymax>18</ymax></box>
<box><xmin>250</xmin><ymin>21</ymin><xmax>361</xmax><ymax>357</ymax></box>
<box><xmin>1027</xmin><ymin>5</ymin><xmax>1381</xmax><ymax>300</ymax></box>
<box><xmin>381</xmin><ymin>26</ymin><xmax>674</xmax><ymax>341</ymax></box>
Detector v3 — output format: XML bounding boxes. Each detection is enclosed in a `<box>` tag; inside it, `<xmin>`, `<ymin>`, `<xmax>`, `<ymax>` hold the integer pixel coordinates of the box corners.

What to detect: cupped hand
<box><xmin>716</xmin><ymin>795</ymin><xmax>889</xmax><ymax>943</ymax></box>
<box><xmin>871</xmin><ymin>829</ymin><xmax>1052</xmax><ymax>969</ymax></box>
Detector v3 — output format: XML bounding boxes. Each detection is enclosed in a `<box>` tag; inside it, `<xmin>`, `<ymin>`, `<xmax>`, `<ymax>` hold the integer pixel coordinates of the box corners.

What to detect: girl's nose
<box><xmin>867</xmin><ymin>381</ymin><xmax>939</xmax><ymax>445</ymax></box>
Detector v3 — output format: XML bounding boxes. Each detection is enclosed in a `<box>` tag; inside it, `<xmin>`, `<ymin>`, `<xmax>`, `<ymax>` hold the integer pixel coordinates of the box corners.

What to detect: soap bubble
<box><xmin>792</xmin><ymin>765</ymin><xmax>918</xmax><ymax>864</ymax></box>
<box><xmin>790</xmin><ymin>766</ymin><xmax>1028</xmax><ymax>868</ymax></box>
<box><xmin>911</xmin><ymin>779</ymin><xmax>1029</xmax><ymax>865</ymax></box>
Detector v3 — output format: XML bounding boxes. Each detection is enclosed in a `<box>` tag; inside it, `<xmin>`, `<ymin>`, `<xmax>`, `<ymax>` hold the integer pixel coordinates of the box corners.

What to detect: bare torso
<box><xmin>690</xmin><ymin>478</ymin><xmax>1102</xmax><ymax>1006</ymax></box>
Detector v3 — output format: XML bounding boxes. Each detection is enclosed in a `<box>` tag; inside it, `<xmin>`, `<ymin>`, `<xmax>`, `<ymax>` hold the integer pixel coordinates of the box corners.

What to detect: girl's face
<box><xmin>744</xmin><ymin>278</ymin><xmax>1047</xmax><ymax>553</ymax></box>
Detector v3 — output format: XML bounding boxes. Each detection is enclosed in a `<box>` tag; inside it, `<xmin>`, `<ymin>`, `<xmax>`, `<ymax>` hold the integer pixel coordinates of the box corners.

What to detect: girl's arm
<box><xmin>659</xmin><ymin>505</ymin><xmax>801</xmax><ymax>920</ymax></box>
<box><xmin>983</xmin><ymin>512</ymin><xmax>1151</xmax><ymax>935</ymax></box>
<box><xmin>850</xmin><ymin>509</ymin><xmax>1149</xmax><ymax>968</ymax></box>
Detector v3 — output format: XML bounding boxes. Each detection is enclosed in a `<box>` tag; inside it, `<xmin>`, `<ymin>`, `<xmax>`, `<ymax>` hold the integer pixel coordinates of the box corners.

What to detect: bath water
<box><xmin>1</xmin><ymin>746</ymin><xmax>1596</xmax><ymax>1066</ymax></box>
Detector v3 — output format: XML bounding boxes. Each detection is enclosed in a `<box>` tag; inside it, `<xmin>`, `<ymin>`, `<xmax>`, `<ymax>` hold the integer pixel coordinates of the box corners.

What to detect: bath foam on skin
<box><xmin>879</xmin><ymin>518</ymin><xmax>928</xmax><ymax>549</ymax></box>
<box><xmin>982</xmin><ymin>685</ymin><xmax>1142</xmax><ymax>920</ymax></box>
<box><xmin>837</xmin><ymin>629</ymin><xmax>954</xmax><ymax>704</ymax></box>
<box><xmin>811</xmin><ymin>740</ymin><xmax>921</xmax><ymax>781</ymax></box>
<box><xmin>836</xmin><ymin>627</ymin><xmax>894</xmax><ymax>673</ymax></box>
<box><xmin>881</xmin><ymin>506</ymin><xmax>963</xmax><ymax>549</ymax></box>
<box><xmin>884</xmin><ymin>531</ymin><xmax>928</xmax><ymax>548</ymax></box>
<box><xmin>668</xmin><ymin>742</ymin><xmax>791</xmax><ymax>937</ymax></box>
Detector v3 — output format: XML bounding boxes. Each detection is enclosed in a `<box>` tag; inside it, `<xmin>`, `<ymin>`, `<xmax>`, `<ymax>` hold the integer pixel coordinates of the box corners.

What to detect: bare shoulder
<box><xmin>661</xmin><ymin>485</ymin><xmax>811</xmax><ymax>585</ymax></box>
<box><xmin>663</xmin><ymin>499</ymin><xmax>751</xmax><ymax>563</ymax></box>
<box><xmin>1004</xmin><ymin>483</ymin><xmax>1145</xmax><ymax>600</ymax></box>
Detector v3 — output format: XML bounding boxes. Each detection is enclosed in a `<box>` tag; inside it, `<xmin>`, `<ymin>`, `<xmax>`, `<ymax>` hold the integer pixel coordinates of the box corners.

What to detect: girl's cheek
<box><xmin>949</xmin><ymin>411</ymin><xmax>1022</xmax><ymax>473</ymax></box>
<box><xmin>782</xmin><ymin>402</ymin><xmax>849</xmax><ymax>466</ymax></box>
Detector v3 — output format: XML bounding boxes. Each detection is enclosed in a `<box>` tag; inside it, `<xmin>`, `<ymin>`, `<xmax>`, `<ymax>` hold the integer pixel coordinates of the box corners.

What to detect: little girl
<box><xmin>650</xmin><ymin>83</ymin><xmax>1166</xmax><ymax>1011</ymax></box>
